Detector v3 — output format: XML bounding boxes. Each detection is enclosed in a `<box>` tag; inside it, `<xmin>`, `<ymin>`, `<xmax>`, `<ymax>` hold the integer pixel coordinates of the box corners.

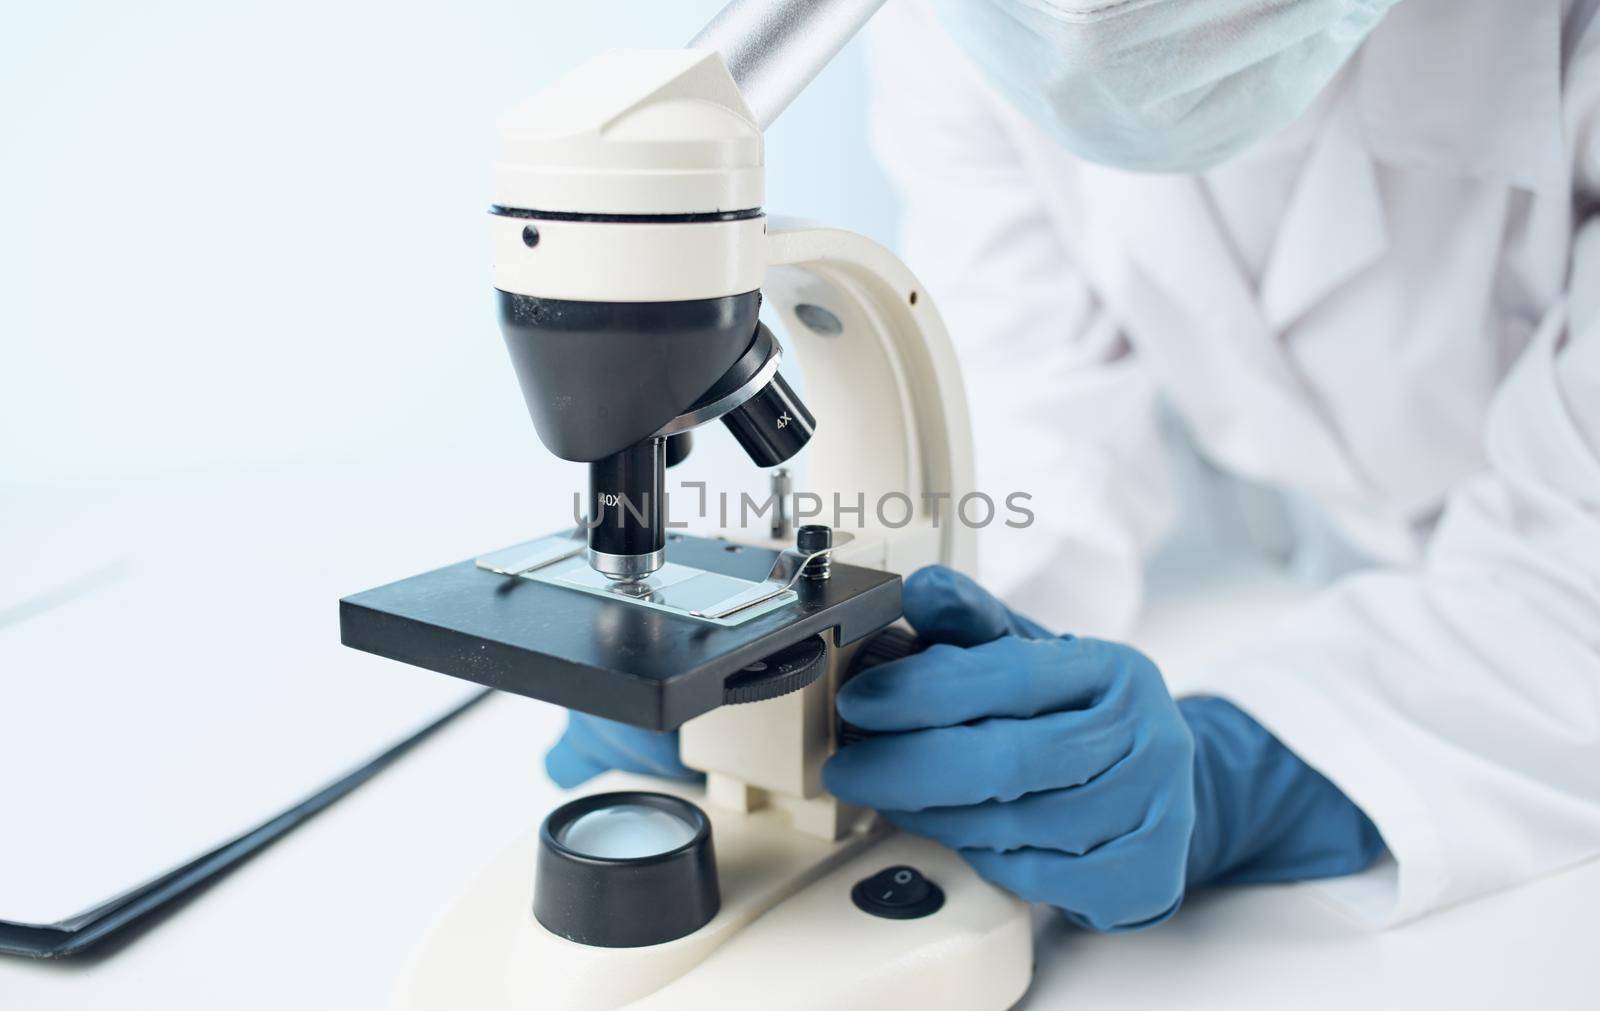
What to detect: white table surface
<box><xmin>3</xmin><ymin>563</ymin><xmax>1596</xmax><ymax>1010</ymax></box>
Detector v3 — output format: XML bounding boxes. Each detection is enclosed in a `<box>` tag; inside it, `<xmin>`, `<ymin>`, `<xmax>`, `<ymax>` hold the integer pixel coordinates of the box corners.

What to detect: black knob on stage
<box><xmin>796</xmin><ymin>523</ymin><xmax>833</xmax><ymax>580</ymax></box>
<box><xmin>534</xmin><ymin>791</ymin><xmax>720</xmax><ymax>948</ymax></box>
<box><xmin>721</xmin><ymin>370</ymin><xmax>815</xmax><ymax>468</ymax></box>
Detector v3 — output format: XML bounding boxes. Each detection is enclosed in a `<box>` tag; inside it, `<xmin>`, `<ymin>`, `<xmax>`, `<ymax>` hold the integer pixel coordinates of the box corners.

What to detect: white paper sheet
<box><xmin>0</xmin><ymin>464</ymin><xmax>547</xmax><ymax>928</ymax></box>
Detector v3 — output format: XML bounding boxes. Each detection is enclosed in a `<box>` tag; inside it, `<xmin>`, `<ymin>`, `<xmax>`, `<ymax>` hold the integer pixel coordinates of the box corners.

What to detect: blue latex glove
<box><xmin>545</xmin><ymin>711</ymin><xmax>702</xmax><ymax>789</ymax></box>
<box><xmin>823</xmin><ymin>566</ymin><xmax>1384</xmax><ymax>931</ymax></box>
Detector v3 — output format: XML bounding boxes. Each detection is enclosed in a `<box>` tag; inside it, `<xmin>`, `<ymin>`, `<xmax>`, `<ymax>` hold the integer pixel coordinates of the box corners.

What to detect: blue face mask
<box><xmin>930</xmin><ymin>0</ymin><xmax>1397</xmax><ymax>173</ymax></box>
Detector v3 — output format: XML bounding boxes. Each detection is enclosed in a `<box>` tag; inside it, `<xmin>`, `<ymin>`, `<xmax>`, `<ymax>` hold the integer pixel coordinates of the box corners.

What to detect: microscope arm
<box><xmin>763</xmin><ymin>219</ymin><xmax>976</xmax><ymax>574</ymax></box>
<box><xmin>679</xmin><ymin>220</ymin><xmax>976</xmax><ymax>841</ymax></box>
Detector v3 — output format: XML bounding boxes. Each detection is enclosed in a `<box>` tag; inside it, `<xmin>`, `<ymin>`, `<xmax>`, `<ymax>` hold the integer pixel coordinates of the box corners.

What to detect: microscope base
<box><xmin>393</xmin><ymin>773</ymin><xmax>1033</xmax><ymax>1011</ymax></box>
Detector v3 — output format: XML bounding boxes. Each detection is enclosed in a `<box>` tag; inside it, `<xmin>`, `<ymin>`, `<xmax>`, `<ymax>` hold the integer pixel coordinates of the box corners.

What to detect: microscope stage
<box><xmin>339</xmin><ymin>533</ymin><xmax>901</xmax><ymax>730</ymax></box>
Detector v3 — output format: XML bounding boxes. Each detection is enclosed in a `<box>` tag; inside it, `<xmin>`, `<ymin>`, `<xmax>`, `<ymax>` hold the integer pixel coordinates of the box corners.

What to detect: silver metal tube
<box><xmin>770</xmin><ymin>467</ymin><xmax>792</xmax><ymax>541</ymax></box>
<box><xmin>689</xmin><ymin>0</ymin><xmax>889</xmax><ymax>129</ymax></box>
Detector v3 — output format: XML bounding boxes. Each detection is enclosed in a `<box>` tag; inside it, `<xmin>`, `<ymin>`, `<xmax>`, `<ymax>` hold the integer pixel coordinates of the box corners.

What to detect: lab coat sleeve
<box><xmin>865</xmin><ymin>2</ymin><xmax>1176</xmax><ymax>638</ymax></box>
<box><xmin>1189</xmin><ymin>252</ymin><xmax>1600</xmax><ymax>924</ymax></box>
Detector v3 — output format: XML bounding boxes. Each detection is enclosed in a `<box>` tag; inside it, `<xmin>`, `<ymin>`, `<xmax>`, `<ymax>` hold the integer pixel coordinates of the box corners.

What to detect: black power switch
<box><xmin>851</xmin><ymin>865</ymin><xmax>945</xmax><ymax>920</ymax></box>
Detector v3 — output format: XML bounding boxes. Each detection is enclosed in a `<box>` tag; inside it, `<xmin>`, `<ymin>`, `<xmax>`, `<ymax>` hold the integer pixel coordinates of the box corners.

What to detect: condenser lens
<box><xmin>536</xmin><ymin>791</ymin><xmax>720</xmax><ymax>946</ymax></box>
<box><xmin>558</xmin><ymin>802</ymin><xmax>697</xmax><ymax>859</ymax></box>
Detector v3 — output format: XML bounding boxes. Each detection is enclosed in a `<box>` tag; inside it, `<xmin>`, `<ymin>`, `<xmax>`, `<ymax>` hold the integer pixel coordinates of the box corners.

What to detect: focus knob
<box><xmin>839</xmin><ymin>626</ymin><xmax>926</xmax><ymax>746</ymax></box>
<box><xmin>848</xmin><ymin>624</ymin><xmax>924</xmax><ymax>672</ymax></box>
<box><xmin>722</xmin><ymin>634</ymin><xmax>827</xmax><ymax>705</ymax></box>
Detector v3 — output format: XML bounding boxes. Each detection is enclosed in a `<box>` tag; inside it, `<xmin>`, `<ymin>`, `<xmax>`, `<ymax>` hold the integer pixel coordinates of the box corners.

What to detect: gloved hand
<box><xmin>824</xmin><ymin>566</ymin><xmax>1195</xmax><ymax>929</ymax></box>
<box><xmin>545</xmin><ymin>711</ymin><xmax>702</xmax><ymax>789</ymax></box>
<box><xmin>824</xmin><ymin>566</ymin><xmax>1384</xmax><ymax>931</ymax></box>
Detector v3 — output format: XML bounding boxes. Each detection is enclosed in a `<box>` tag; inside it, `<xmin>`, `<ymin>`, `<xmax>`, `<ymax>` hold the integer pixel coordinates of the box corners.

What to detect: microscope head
<box><xmin>341</xmin><ymin>6</ymin><xmax>934</xmax><ymax>736</ymax></box>
<box><xmin>492</xmin><ymin>49</ymin><xmax>813</xmax><ymax>582</ymax></box>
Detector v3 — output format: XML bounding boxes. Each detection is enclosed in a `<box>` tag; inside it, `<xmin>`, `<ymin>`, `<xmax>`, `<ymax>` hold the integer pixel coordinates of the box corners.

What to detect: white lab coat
<box><xmin>868</xmin><ymin>0</ymin><xmax>1600</xmax><ymax>925</ymax></box>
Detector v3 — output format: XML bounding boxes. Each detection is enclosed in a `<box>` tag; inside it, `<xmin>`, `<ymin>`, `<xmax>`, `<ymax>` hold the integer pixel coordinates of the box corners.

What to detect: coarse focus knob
<box><xmin>534</xmin><ymin>791</ymin><xmax>719</xmax><ymax>948</ymax></box>
<box><xmin>848</xmin><ymin>624</ymin><xmax>924</xmax><ymax>672</ymax></box>
<box><xmin>839</xmin><ymin>625</ymin><xmax>926</xmax><ymax>746</ymax></box>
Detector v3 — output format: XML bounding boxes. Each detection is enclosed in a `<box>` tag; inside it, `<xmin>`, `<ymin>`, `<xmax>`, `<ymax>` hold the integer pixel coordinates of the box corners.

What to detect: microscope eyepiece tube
<box><xmin>588</xmin><ymin>438</ymin><xmax>666</xmax><ymax>581</ymax></box>
<box><xmin>689</xmin><ymin>0</ymin><xmax>889</xmax><ymax>129</ymax></box>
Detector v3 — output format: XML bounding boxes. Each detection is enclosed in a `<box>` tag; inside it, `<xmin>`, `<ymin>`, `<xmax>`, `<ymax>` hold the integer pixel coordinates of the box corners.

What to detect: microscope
<box><xmin>339</xmin><ymin>1</ymin><xmax>1034</xmax><ymax>1007</ymax></box>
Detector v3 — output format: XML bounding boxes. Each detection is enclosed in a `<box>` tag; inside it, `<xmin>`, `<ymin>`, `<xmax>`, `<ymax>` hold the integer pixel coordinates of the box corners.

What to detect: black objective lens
<box><xmin>721</xmin><ymin>371</ymin><xmax>815</xmax><ymax>468</ymax></box>
<box><xmin>588</xmin><ymin>437</ymin><xmax>665</xmax><ymax>580</ymax></box>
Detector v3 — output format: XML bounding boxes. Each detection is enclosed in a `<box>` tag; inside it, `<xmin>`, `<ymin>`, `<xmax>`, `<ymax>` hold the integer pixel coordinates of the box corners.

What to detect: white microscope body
<box><xmin>395</xmin><ymin>3</ymin><xmax>1035</xmax><ymax>1006</ymax></box>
